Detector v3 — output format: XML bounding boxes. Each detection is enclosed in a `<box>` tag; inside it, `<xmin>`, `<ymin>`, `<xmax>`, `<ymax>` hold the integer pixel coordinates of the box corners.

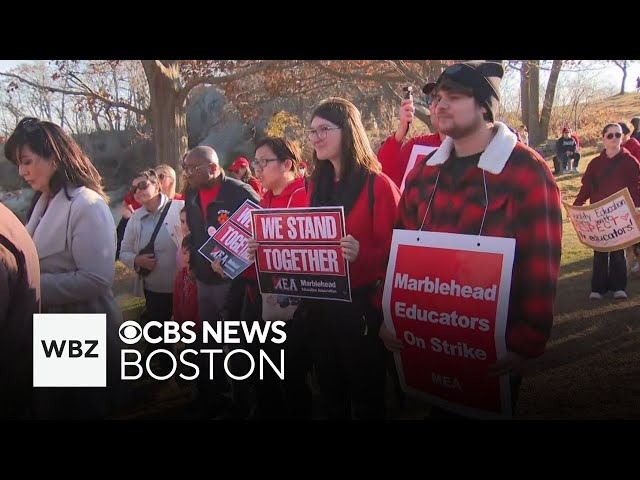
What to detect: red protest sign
<box><xmin>383</xmin><ymin>230</ymin><xmax>515</xmax><ymax>419</ymax></box>
<box><xmin>251</xmin><ymin>207</ymin><xmax>351</xmax><ymax>301</ymax></box>
<box><xmin>252</xmin><ymin>209</ymin><xmax>343</xmax><ymax>243</ymax></box>
<box><xmin>229</xmin><ymin>199</ymin><xmax>261</xmax><ymax>235</ymax></box>
<box><xmin>212</xmin><ymin>221</ymin><xmax>252</xmax><ymax>262</ymax></box>
<box><xmin>256</xmin><ymin>244</ymin><xmax>345</xmax><ymax>276</ymax></box>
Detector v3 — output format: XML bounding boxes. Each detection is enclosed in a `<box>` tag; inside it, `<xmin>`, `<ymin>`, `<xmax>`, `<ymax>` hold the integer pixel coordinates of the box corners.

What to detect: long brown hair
<box><xmin>310</xmin><ymin>97</ymin><xmax>380</xmax><ymax>183</ymax></box>
<box><xmin>309</xmin><ymin>97</ymin><xmax>380</xmax><ymax>211</ymax></box>
<box><xmin>4</xmin><ymin>117</ymin><xmax>108</xmax><ymax>202</ymax></box>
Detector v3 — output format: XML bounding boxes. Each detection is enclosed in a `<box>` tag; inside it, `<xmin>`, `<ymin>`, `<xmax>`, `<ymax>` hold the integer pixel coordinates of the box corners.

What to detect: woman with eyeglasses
<box><xmin>573</xmin><ymin>123</ymin><xmax>640</xmax><ymax>300</ymax></box>
<box><xmin>119</xmin><ymin>169</ymin><xmax>185</xmax><ymax>369</ymax></box>
<box><xmin>241</xmin><ymin>136</ymin><xmax>311</xmax><ymax>419</ymax></box>
<box><xmin>302</xmin><ymin>97</ymin><xmax>401</xmax><ymax>419</ymax></box>
<box><xmin>4</xmin><ymin>117</ymin><xmax>126</xmax><ymax>419</ymax></box>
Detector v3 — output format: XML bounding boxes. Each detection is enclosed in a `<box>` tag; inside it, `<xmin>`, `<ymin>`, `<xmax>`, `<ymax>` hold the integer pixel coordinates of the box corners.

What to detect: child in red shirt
<box><xmin>173</xmin><ymin>234</ymin><xmax>200</xmax><ymax>331</ymax></box>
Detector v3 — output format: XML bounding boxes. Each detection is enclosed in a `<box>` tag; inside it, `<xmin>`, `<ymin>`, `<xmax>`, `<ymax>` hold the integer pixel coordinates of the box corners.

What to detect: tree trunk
<box><xmin>142</xmin><ymin>60</ymin><xmax>188</xmax><ymax>172</ymax></box>
<box><xmin>528</xmin><ymin>61</ymin><xmax>541</xmax><ymax>146</ymax></box>
<box><xmin>520</xmin><ymin>62</ymin><xmax>530</xmax><ymax>132</ymax></box>
<box><xmin>414</xmin><ymin>108</ymin><xmax>434</xmax><ymax>131</ymax></box>
<box><xmin>620</xmin><ymin>61</ymin><xmax>627</xmax><ymax>95</ymax></box>
<box><xmin>539</xmin><ymin>60</ymin><xmax>563</xmax><ymax>145</ymax></box>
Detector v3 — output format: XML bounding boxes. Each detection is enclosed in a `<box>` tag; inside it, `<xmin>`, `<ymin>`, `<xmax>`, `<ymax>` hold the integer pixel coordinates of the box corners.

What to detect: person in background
<box><xmin>630</xmin><ymin>117</ymin><xmax>640</xmax><ymax>143</ymax></box>
<box><xmin>518</xmin><ymin>125</ymin><xmax>529</xmax><ymax>146</ymax></box>
<box><xmin>228</xmin><ymin>156</ymin><xmax>263</xmax><ymax>197</ymax></box>
<box><xmin>377</xmin><ymin>82</ymin><xmax>445</xmax><ymax>189</ymax></box>
<box><xmin>573</xmin><ymin>123</ymin><xmax>640</xmax><ymax>300</ymax></box>
<box><xmin>555</xmin><ymin>127</ymin><xmax>581</xmax><ymax>173</ymax></box>
<box><xmin>155</xmin><ymin>164</ymin><xmax>185</xmax><ymax>200</ymax></box>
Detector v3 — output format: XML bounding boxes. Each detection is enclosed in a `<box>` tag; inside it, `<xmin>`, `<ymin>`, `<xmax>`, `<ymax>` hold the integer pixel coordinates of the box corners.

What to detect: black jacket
<box><xmin>185</xmin><ymin>172</ymin><xmax>261</xmax><ymax>285</ymax></box>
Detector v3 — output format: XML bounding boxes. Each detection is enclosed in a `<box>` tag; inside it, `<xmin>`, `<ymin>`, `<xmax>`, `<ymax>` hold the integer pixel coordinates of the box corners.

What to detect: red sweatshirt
<box><xmin>574</xmin><ymin>147</ymin><xmax>640</xmax><ymax>206</ymax></box>
<box><xmin>247</xmin><ymin>176</ymin><xmax>263</xmax><ymax>197</ymax></box>
<box><xmin>173</xmin><ymin>267</ymin><xmax>201</xmax><ymax>331</ymax></box>
<box><xmin>622</xmin><ymin>138</ymin><xmax>640</xmax><ymax>162</ymax></box>
<box><xmin>242</xmin><ymin>177</ymin><xmax>309</xmax><ymax>283</ymax></box>
<box><xmin>307</xmin><ymin>172</ymin><xmax>401</xmax><ymax>294</ymax></box>
<box><xmin>378</xmin><ymin>132</ymin><xmax>443</xmax><ymax>189</ymax></box>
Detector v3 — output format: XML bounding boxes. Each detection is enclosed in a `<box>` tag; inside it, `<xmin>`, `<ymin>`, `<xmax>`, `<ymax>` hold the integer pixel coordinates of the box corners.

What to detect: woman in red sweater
<box><xmin>250</xmin><ymin>136</ymin><xmax>312</xmax><ymax>419</ymax></box>
<box><xmin>573</xmin><ymin>123</ymin><xmax>640</xmax><ymax>300</ymax></box>
<box><xmin>218</xmin><ymin>137</ymin><xmax>312</xmax><ymax>418</ymax></box>
<box><xmin>301</xmin><ymin>97</ymin><xmax>401</xmax><ymax>419</ymax></box>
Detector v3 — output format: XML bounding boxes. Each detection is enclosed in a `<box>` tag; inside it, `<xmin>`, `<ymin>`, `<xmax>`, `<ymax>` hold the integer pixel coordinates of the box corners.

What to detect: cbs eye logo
<box><xmin>119</xmin><ymin>321</ymin><xmax>143</xmax><ymax>345</ymax></box>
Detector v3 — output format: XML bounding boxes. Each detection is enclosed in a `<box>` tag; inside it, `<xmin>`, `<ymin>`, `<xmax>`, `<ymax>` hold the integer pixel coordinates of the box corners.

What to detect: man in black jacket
<box><xmin>183</xmin><ymin>145</ymin><xmax>260</xmax><ymax>417</ymax></box>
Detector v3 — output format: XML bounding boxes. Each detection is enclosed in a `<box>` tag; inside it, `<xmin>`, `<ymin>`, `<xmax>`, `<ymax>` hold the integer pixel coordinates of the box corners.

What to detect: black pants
<box><xmin>143</xmin><ymin>289</ymin><xmax>174</xmax><ymax>373</ymax></box>
<box><xmin>558</xmin><ymin>152</ymin><xmax>581</xmax><ymax>171</ymax></box>
<box><xmin>240</xmin><ymin>287</ymin><xmax>313</xmax><ymax>420</ymax></box>
<box><xmin>592</xmin><ymin>249</ymin><xmax>627</xmax><ymax>294</ymax></box>
<box><xmin>305</xmin><ymin>296</ymin><xmax>387</xmax><ymax>420</ymax></box>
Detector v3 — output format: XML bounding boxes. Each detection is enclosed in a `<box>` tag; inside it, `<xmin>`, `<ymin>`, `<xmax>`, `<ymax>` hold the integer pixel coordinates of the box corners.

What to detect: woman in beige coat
<box><xmin>4</xmin><ymin>117</ymin><xmax>126</xmax><ymax>419</ymax></box>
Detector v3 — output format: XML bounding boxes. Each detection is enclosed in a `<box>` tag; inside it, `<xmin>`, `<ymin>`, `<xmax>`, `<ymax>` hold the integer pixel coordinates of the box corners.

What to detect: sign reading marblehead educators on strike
<box><xmin>198</xmin><ymin>200</ymin><xmax>261</xmax><ymax>279</ymax></box>
<box><xmin>382</xmin><ymin>230</ymin><xmax>516</xmax><ymax>419</ymax></box>
<box><xmin>251</xmin><ymin>207</ymin><xmax>351</xmax><ymax>302</ymax></box>
<box><xmin>563</xmin><ymin>188</ymin><xmax>640</xmax><ymax>252</ymax></box>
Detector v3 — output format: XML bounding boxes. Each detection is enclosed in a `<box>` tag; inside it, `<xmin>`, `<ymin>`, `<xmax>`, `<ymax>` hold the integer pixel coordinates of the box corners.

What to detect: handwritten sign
<box><xmin>563</xmin><ymin>188</ymin><xmax>640</xmax><ymax>252</ymax></box>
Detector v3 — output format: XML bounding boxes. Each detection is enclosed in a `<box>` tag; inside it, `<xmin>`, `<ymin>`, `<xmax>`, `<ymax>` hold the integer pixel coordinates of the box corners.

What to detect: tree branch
<box><xmin>0</xmin><ymin>71</ymin><xmax>147</xmax><ymax>116</ymax></box>
<box><xmin>179</xmin><ymin>60</ymin><xmax>284</xmax><ymax>100</ymax></box>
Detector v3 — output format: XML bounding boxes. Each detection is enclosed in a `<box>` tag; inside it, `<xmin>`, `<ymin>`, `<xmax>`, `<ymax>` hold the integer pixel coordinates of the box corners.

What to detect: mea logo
<box><xmin>33</xmin><ymin>314</ymin><xmax>106</xmax><ymax>387</ymax></box>
<box><xmin>272</xmin><ymin>277</ymin><xmax>298</xmax><ymax>292</ymax></box>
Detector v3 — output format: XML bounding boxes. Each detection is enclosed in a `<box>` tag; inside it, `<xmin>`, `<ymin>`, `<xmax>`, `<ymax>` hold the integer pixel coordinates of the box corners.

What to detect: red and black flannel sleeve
<box><xmin>507</xmin><ymin>157</ymin><xmax>563</xmax><ymax>358</ymax></box>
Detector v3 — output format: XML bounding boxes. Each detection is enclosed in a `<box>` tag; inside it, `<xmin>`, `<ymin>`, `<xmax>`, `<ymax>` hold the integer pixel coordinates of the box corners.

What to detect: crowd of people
<box><xmin>2</xmin><ymin>60</ymin><xmax>639</xmax><ymax>420</ymax></box>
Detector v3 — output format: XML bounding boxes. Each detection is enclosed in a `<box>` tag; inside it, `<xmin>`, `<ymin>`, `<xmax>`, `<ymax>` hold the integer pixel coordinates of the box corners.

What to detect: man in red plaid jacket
<box><xmin>382</xmin><ymin>61</ymin><xmax>563</xmax><ymax>416</ymax></box>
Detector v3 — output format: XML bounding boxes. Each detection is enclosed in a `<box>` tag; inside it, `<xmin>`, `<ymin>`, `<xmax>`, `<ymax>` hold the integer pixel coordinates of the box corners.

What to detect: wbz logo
<box><xmin>41</xmin><ymin>339</ymin><xmax>99</xmax><ymax>358</ymax></box>
<box><xmin>272</xmin><ymin>276</ymin><xmax>298</xmax><ymax>292</ymax></box>
<box><xmin>33</xmin><ymin>314</ymin><xmax>106</xmax><ymax>387</ymax></box>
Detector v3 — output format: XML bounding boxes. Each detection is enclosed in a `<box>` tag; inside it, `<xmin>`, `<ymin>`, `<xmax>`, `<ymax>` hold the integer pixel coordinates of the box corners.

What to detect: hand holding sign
<box><xmin>247</xmin><ymin>237</ymin><xmax>259</xmax><ymax>262</ymax></box>
<box><xmin>488</xmin><ymin>351</ymin><xmax>526</xmax><ymax>376</ymax></box>
<box><xmin>340</xmin><ymin>234</ymin><xmax>359</xmax><ymax>262</ymax></box>
<box><xmin>210</xmin><ymin>258</ymin><xmax>226</xmax><ymax>278</ymax></box>
<box><xmin>379</xmin><ymin>324</ymin><xmax>404</xmax><ymax>352</ymax></box>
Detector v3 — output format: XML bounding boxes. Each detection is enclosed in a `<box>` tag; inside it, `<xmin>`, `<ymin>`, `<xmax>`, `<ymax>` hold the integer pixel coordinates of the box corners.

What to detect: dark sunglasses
<box><xmin>131</xmin><ymin>179</ymin><xmax>152</xmax><ymax>193</ymax></box>
<box><xmin>605</xmin><ymin>132</ymin><xmax>622</xmax><ymax>139</ymax></box>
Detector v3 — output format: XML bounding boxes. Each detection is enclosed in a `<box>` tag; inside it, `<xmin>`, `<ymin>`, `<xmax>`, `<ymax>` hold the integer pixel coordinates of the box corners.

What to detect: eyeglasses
<box><xmin>306</xmin><ymin>126</ymin><xmax>340</xmax><ymax>141</ymax></box>
<box><xmin>252</xmin><ymin>158</ymin><xmax>281</xmax><ymax>169</ymax></box>
<box><xmin>182</xmin><ymin>163</ymin><xmax>210</xmax><ymax>175</ymax></box>
<box><xmin>605</xmin><ymin>132</ymin><xmax>622</xmax><ymax>139</ymax></box>
<box><xmin>131</xmin><ymin>179</ymin><xmax>153</xmax><ymax>193</ymax></box>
